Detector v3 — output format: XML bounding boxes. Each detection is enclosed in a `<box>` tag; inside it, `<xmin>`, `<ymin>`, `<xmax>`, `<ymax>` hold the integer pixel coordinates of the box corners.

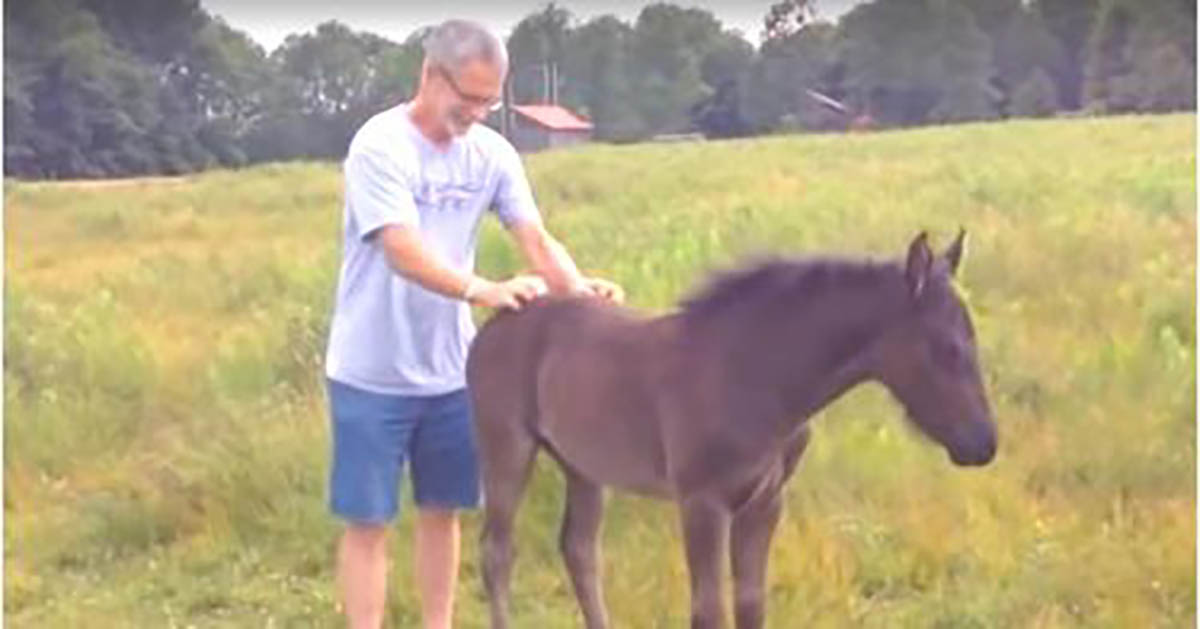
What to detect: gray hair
<box><xmin>423</xmin><ymin>20</ymin><xmax>508</xmax><ymax>76</ymax></box>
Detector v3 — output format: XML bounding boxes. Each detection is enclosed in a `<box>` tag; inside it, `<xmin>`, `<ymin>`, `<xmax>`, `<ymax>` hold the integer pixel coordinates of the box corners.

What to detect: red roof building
<box><xmin>506</xmin><ymin>103</ymin><xmax>593</xmax><ymax>152</ymax></box>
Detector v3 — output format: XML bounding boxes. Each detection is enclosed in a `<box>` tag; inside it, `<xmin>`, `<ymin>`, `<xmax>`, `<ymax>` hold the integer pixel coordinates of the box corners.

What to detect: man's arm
<box><xmin>491</xmin><ymin>141</ymin><xmax>623</xmax><ymax>303</ymax></box>
<box><xmin>346</xmin><ymin>142</ymin><xmax>541</xmax><ymax>310</ymax></box>
<box><xmin>377</xmin><ymin>225</ymin><xmax>545</xmax><ymax>309</ymax></box>
<box><xmin>508</xmin><ymin>221</ymin><xmax>624</xmax><ymax>302</ymax></box>
<box><xmin>507</xmin><ymin>220</ymin><xmax>585</xmax><ymax>293</ymax></box>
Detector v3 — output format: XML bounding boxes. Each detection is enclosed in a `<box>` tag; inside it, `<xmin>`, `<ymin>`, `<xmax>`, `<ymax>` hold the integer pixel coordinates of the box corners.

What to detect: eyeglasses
<box><xmin>436</xmin><ymin>66</ymin><xmax>502</xmax><ymax>112</ymax></box>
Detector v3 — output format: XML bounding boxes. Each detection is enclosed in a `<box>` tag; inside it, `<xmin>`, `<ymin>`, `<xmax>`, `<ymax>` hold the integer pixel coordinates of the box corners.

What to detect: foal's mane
<box><xmin>678</xmin><ymin>256</ymin><xmax>898</xmax><ymax>322</ymax></box>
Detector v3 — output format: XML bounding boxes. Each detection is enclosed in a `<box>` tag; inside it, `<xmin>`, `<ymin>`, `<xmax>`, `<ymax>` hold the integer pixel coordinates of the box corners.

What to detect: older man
<box><xmin>324</xmin><ymin>19</ymin><xmax>621</xmax><ymax>629</ymax></box>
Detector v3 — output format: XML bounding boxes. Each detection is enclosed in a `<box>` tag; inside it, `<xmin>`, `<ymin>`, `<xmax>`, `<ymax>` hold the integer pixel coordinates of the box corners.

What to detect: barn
<box><xmin>505</xmin><ymin>104</ymin><xmax>593</xmax><ymax>153</ymax></box>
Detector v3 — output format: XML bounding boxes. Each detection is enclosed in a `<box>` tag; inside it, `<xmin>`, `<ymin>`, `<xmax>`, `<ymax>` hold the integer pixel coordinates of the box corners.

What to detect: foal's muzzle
<box><xmin>948</xmin><ymin>419</ymin><xmax>997</xmax><ymax>466</ymax></box>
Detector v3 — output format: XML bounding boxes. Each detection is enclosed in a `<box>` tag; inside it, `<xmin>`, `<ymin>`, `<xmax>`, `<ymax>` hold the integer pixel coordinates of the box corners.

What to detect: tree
<box><xmin>628</xmin><ymin>4</ymin><xmax>728</xmax><ymax>135</ymax></box>
<box><xmin>927</xmin><ymin>2</ymin><xmax>1002</xmax><ymax>123</ymax></box>
<box><xmin>1083</xmin><ymin>0</ymin><xmax>1195</xmax><ymax>112</ymax></box>
<box><xmin>742</xmin><ymin>22</ymin><xmax>840</xmax><ymax>132</ymax></box>
<box><xmin>958</xmin><ymin>0</ymin><xmax>1070</xmax><ymax>114</ymax></box>
<box><xmin>5</xmin><ymin>0</ymin><xmax>1194</xmax><ymax>178</ymax></box>
<box><xmin>1010</xmin><ymin>67</ymin><xmax>1061</xmax><ymax>117</ymax></box>
<box><xmin>4</xmin><ymin>0</ymin><xmax>277</xmax><ymax>177</ymax></box>
<box><xmin>561</xmin><ymin>15</ymin><xmax>642</xmax><ymax>141</ymax></box>
<box><xmin>1031</xmin><ymin>0</ymin><xmax>1101</xmax><ymax>109</ymax></box>
<box><xmin>1137</xmin><ymin>44</ymin><xmax>1196</xmax><ymax>111</ymax></box>
<box><xmin>273</xmin><ymin>22</ymin><xmax>396</xmax><ymax>117</ymax></box>
<box><xmin>762</xmin><ymin>0</ymin><xmax>817</xmax><ymax>41</ymax></box>
<box><xmin>85</xmin><ymin>0</ymin><xmax>268</xmax><ymax>166</ymax></box>
<box><xmin>257</xmin><ymin>21</ymin><xmax>415</xmax><ymax>160</ymax></box>
<box><xmin>5</xmin><ymin>0</ymin><xmax>168</xmax><ymax>177</ymax></box>
<box><xmin>839</xmin><ymin>0</ymin><xmax>997</xmax><ymax>126</ymax></box>
<box><xmin>373</xmin><ymin>29</ymin><xmax>427</xmax><ymax>105</ymax></box>
<box><xmin>1082</xmin><ymin>1</ymin><xmax>1135</xmax><ymax>109</ymax></box>
<box><xmin>959</xmin><ymin>0</ymin><xmax>1024</xmax><ymax>40</ymax></box>
<box><xmin>992</xmin><ymin>8</ymin><xmax>1069</xmax><ymax>115</ymax></box>
<box><xmin>507</xmin><ymin>3</ymin><xmax>574</xmax><ymax>103</ymax></box>
<box><xmin>690</xmin><ymin>28</ymin><xmax>756</xmax><ymax>137</ymax></box>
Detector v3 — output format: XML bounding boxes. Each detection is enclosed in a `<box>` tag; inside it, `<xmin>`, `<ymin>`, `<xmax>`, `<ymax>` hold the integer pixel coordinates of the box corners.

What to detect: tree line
<box><xmin>4</xmin><ymin>0</ymin><xmax>1195</xmax><ymax>179</ymax></box>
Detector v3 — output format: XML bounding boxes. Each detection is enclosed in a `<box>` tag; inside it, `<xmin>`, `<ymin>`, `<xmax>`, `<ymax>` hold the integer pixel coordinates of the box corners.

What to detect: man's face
<box><xmin>430</xmin><ymin>59</ymin><xmax>504</xmax><ymax>136</ymax></box>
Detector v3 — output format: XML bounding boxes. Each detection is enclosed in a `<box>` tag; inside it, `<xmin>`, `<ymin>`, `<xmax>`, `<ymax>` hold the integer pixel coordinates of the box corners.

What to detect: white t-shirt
<box><xmin>324</xmin><ymin>104</ymin><xmax>542</xmax><ymax>395</ymax></box>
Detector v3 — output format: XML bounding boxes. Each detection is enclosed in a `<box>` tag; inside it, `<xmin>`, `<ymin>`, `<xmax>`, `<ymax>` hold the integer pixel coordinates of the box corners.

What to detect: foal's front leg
<box><xmin>732</xmin><ymin>429</ymin><xmax>808</xmax><ymax>629</ymax></box>
<box><xmin>730</xmin><ymin>489</ymin><xmax>783</xmax><ymax>629</ymax></box>
<box><xmin>681</xmin><ymin>498</ymin><xmax>732</xmax><ymax>629</ymax></box>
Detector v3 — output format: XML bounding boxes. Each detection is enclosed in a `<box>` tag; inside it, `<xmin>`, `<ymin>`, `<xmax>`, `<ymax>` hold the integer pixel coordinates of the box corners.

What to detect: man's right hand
<box><xmin>466</xmin><ymin>275</ymin><xmax>548</xmax><ymax>310</ymax></box>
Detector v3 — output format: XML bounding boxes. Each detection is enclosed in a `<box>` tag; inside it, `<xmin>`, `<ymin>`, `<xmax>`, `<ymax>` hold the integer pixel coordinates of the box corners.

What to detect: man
<box><xmin>323</xmin><ymin>19</ymin><xmax>622</xmax><ymax>629</ymax></box>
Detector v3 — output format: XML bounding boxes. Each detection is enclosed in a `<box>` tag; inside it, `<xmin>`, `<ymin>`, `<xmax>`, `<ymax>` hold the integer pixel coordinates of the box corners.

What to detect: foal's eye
<box><xmin>931</xmin><ymin>340</ymin><xmax>967</xmax><ymax>370</ymax></box>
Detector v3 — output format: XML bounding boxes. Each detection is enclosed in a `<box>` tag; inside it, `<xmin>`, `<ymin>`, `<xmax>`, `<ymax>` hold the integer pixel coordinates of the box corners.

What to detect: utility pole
<box><xmin>501</xmin><ymin>73</ymin><xmax>513</xmax><ymax>138</ymax></box>
<box><xmin>551</xmin><ymin>63</ymin><xmax>558</xmax><ymax>105</ymax></box>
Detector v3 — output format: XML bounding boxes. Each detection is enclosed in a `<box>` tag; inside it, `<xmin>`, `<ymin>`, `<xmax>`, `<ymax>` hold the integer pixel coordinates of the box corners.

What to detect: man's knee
<box><xmin>343</xmin><ymin>523</ymin><xmax>389</xmax><ymax>550</ymax></box>
<box><xmin>416</xmin><ymin>508</ymin><xmax>459</xmax><ymax>529</ymax></box>
<box><xmin>420</xmin><ymin>506</ymin><xmax>460</xmax><ymax>520</ymax></box>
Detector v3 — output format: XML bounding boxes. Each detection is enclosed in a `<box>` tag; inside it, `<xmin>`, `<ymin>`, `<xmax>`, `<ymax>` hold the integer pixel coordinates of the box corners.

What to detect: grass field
<box><xmin>5</xmin><ymin>114</ymin><xmax>1196</xmax><ymax>627</ymax></box>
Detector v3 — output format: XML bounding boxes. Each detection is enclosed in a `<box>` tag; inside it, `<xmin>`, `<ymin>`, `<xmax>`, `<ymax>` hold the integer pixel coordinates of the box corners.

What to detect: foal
<box><xmin>466</xmin><ymin>232</ymin><xmax>996</xmax><ymax>629</ymax></box>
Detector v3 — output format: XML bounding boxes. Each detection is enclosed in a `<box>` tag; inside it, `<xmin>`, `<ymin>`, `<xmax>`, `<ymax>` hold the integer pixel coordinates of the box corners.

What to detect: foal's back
<box><xmin>468</xmin><ymin>297</ymin><xmax>679</xmax><ymax>497</ymax></box>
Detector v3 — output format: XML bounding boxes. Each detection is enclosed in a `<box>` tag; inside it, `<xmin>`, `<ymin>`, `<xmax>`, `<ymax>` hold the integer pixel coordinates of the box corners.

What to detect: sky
<box><xmin>200</xmin><ymin>0</ymin><xmax>865</xmax><ymax>53</ymax></box>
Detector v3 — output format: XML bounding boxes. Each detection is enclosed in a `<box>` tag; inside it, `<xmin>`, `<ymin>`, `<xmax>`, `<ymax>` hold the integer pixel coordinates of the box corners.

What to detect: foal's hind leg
<box><xmin>560</xmin><ymin>470</ymin><xmax>609</xmax><ymax>629</ymax></box>
<box><xmin>479</xmin><ymin>424</ymin><xmax>538</xmax><ymax>629</ymax></box>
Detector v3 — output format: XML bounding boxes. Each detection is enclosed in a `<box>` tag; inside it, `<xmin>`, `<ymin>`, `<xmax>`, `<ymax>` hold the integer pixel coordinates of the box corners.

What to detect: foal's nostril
<box><xmin>969</xmin><ymin>423</ymin><xmax>997</xmax><ymax>465</ymax></box>
<box><xmin>972</xmin><ymin>439</ymin><xmax>996</xmax><ymax>465</ymax></box>
<box><xmin>949</xmin><ymin>420</ymin><xmax>997</xmax><ymax>466</ymax></box>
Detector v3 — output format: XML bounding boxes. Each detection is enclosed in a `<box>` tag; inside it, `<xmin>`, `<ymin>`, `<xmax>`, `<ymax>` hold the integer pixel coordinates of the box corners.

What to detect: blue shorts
<box><xmin>327</xmin><ymin>378</ymin><xmax>480</xmax><ymax>524</ymax></box>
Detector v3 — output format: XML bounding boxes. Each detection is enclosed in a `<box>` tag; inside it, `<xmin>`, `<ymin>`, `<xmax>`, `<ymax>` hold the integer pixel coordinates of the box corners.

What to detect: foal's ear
<box><xmin>944</xmin><ymin>228</ymin><xmax>967</xmax><ymax>276</ymax></box>
<box><xmin>905</xmin><ymin>231</ymin><xmax>933</xmax><ymax>299</ymax></box>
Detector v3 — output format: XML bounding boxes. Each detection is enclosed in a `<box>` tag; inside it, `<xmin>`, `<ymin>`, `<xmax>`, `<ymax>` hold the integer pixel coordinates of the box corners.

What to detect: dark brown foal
<box><xmin>467</xmin><ymin>232</ymin><xmax>996</xmax><ymax>629</ymax></box>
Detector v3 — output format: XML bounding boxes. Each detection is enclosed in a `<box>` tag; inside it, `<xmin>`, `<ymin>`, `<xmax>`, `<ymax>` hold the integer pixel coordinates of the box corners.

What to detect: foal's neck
<box><xmin>746</xmin><ymin>269</ymin><xmax>907</xmax><ymax>423</ymax></box>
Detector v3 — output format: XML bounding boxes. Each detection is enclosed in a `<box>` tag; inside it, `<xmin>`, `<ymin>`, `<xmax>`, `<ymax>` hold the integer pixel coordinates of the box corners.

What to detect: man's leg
<box><xmin>410</xmin><ymin>389</ymin><xmax>482</xmax><ymax>629</ymax></box>
<box><xmin>415</xmin><ymin>508</ymin><xmax>460</xmax><ymax>629</ymax></box>
<box><xmin>339</xmin><ymin>523</ymin><xmax>390</xmax><ymax>629</ymax></box>
<box><xmin>327</xmin><ymin>379</ymin><xmax>415</xmax><ymax>629</ymax></box>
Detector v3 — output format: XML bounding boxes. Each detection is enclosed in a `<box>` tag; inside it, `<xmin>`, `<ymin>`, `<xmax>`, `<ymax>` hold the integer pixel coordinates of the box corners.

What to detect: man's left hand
<box><xmin>579</xmin><ymin>277</ymin><xmax>625</xmax><ymax>304</ymax></box>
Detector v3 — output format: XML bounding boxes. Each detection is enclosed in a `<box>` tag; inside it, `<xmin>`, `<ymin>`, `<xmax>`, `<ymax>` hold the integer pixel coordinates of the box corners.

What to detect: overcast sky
<box><xmin>200</xmin><ymin>0</ymin><xmax>865</xmax><ymax>52</ymax></box>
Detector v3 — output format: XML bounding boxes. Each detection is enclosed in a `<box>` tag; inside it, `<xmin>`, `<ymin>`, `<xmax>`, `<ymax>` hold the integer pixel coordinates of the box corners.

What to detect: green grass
<box><xmin>6</xmin><ymin>114</ymin><xmax>1195</xmax><ymax>627</ymax></box>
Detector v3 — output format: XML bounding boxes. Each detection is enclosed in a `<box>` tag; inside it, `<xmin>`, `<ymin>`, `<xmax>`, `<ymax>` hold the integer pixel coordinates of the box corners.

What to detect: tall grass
<box><xmin>5</xmin><ymin>115</ymin><xmax>1195</xmax><ymax>627</ymax></box>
